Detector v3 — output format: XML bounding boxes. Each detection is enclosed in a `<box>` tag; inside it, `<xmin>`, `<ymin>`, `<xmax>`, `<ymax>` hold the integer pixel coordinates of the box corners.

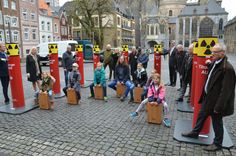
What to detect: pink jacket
<box><xmin>147</xmin><ymin>83</ymin><xmax>166</xmax><ymax>103</ymax></box>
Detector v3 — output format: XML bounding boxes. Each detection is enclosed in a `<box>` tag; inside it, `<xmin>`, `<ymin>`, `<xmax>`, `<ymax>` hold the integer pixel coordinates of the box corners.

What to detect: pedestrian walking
<box><xmin>62</xmin><ymin>45</ymin><xmax>74</xmax><ymax>86</ymax></box>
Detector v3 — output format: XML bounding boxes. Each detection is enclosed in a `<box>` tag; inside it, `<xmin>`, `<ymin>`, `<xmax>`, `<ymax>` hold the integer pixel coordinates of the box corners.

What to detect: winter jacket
<box><xmin>103</xmin><ymin>49</ymin><xmax>112</xmax><ymax>65</ymax></box>
<box><xmin>94</xmin><ymin>67</ymin><xmax>106</xmax><ymax>86</ymax></box>
<box><xmin>62</xmin><ymin>51</ymin><xmax>74</xmax><ymax>70</ymax></box>
<box><xmin>0</xmin><ymin>51</ymin><xmax>9</xmax><ymax>77</ymax></box>
<box><xmin>137</xmin><ymin>53</ymin><xmax>149</xmax><ymax>68</ymax></box>
<box><xmin>133</xmin><ymin>68</ymin><xmax>148</xmax><ymax>87</ymax></box>
<box><xmin>115</xmin><ymin>63</ymin><xmax>130</xmax><ymax>82</ymax></box>
<box><xmin>147</xmin><ymin>83</ymin><xmax>166</xmax><ymax>104</ymax></box>
<box><xmin>68</xmin><ymin>71</ymin><xmax>81</xmax><ymax>92</ymax></box>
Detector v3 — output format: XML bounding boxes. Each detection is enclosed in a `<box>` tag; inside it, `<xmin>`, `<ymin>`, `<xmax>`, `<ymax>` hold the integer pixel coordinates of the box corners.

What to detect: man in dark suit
<box><xmin>167</xmin><ymin>41</ymin><xmax>177</xmax><ymax>87</ymax></box>
<box><xmin>176</xmin><ymin>44</ymin><xmax>193</xmax><ymax>102</ymax></box>
<box><xmin>176</xmin><ymin>44</ymin><xmax>187</xmax><ymax>90</ymax></box>
<box><xmin>182</xmin><ymin>43</ymin><xmax>236</xmax><ymax>151</ymax></box>
<box><xmin>0</xmin><ymin>42</ymin><xmax>10</xmax><ymax>104</ymax></box>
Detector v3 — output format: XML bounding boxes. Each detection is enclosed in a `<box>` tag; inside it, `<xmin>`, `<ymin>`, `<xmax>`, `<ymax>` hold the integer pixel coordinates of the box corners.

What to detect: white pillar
<box><xmin>197</xmin><ymin>20</ymin><xmax>200</xmax><ymax>38</ymax></box>
<box><xmin>190</xmin><ymin>17</ymin><xmax>192</xmax><ymax>43</ymax></box>
<box><xmin>183</xmin><ymin>17</ymin><xmax>185</xmax><ymax>46</ymax></box>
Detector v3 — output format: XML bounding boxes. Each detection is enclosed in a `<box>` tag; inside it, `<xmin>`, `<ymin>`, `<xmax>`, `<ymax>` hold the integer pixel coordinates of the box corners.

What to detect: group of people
<box><xmin>1</xmin><ymin>41</ymin><xmax>236</xmax><ymax>152</ymax></box>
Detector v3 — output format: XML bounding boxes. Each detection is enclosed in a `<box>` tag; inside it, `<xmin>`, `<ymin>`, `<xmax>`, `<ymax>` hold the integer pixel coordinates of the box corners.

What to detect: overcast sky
<box><xmin>59</xmin><ymin>0</ymin><xmax>236</xmax><ymax>20</ymax></box>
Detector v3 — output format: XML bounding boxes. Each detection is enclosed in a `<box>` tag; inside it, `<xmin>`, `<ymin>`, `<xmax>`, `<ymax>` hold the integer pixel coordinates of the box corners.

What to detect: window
<box><xmin>169</xmin><ymin>10</ymin><xmax>173</xmax><ymax>16</ymax></box>
<box><xmin>42</xmin><ymin>35</ymin><xmax>46</xmax><ymax>43</ymax></box>
<box><xmin>31</xmin><ymin>13</ymin><xmax>35</xmax><ymax>21</ymax></box>
<box><xmin>41</xmin><ymin>21</ymin><xmax>45</xmax><ymax>30</ymax></box>
<box><xmin>11</xmin><ymin>1</ymin><xmax>16</xmax><ymax>10</ymax></box>
<box><xmin>219</xmin><ymin>18</ymin><xmax>223</xmax><ymax>31</ymax></box>
<box><xmin>48</xmin><ymin>36</ymin><xmax>51</xmax><ymax>42</ymax></box>
<box><xmin>13</xmin><ymin>31</ymin><xmax>18</xmax><ymax>42</ymax></box>
<box><xmin>150</xmin><ymin>25</ymin><xmax>154</xmax><ymax>35</ymax></box>
<box><xmin>169</xmin><ymin>27</ymin><xmax>171</xmax><ymax>34</ymax></box>
<box><xmin>32</xmin><ymin>29</ymin><xmax>37</xmax><ymax>40</ymax></box>
<box><xmin>47</xmin><ymin>22</ymin><xmax>50</xmax><ymax>31</ymax></box>
<box><xmin>5</xmin><ymin>16</ymin><xmax>11</xmax><ymax>25</ymax></box>
<box><xmin>94</xmin><ymin>17</ymin><xmax>99</xmax><ymax>27</ymax></box>
<box><xmin>4</xmin><ymin>0</ymin><xmax>9</xmax><ymax>8</ymax></box>
<box><xmin>117</xmin><ymin>16</ymin><xmax>121</xmax><ymax>25</ymax></box>
<box><xmin>160</xmin><ymin>24</ymin><xmax>165</xmax><ymax>34</ymax></box>
<box><xmin>54</xmin><ymin>24</ymin><xmax>58</xmax><ymax>33</ymax></box>
<box><xmin>24</xmin><ymin>28</ymin><xmax>29</xmax><ymax>40</ymax></box>
<box><xmin>0</xmin><ymin>12</ymin><xmax>3</xmax><ymax>25</ymax></box>
<box><xmin>0</xmin><ymin>30</ymin><xmax>4</xmax><ymax>42</ymax></box>
<box><xmin>22</xmin><ymin>9</ymin><xmax>27</xmax><ymax>20</ymax></box>
<box><xmin>11</xmin><ymin>17</ymin><xmax>18</xmax><ymax>27</ymax></box>
<box><xmin>6</xmin><ymin>31</ymin><xmax>10</xmax><ymax>43</ymax></box>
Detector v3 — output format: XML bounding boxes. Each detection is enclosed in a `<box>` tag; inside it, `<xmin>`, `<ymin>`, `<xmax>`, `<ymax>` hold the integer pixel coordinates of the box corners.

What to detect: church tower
<box><xmin>158</xmin><ymin>0</ymin><xmax>186</xmax><ymax>16</ymax></box>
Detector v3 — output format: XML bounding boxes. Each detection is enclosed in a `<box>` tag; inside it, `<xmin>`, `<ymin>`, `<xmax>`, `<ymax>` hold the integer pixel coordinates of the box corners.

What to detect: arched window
<box><xmin>169</xmin><ymin>10</ymin><xmax>173</xmax><ymax>16</ymax></box>
<box><xmin>219</xmin><ymin>18</ymin><xmax>223</xmax><ymax>31</ymax></box>
<box><xmin>199</xmin><ymin>17</ymin><xmax>214</xmax><ymax>37</ymax></box>
<box><xmin>169</xmin><ymin>27</ymin><xmax>171</xmax><ymax>34</ymax></box>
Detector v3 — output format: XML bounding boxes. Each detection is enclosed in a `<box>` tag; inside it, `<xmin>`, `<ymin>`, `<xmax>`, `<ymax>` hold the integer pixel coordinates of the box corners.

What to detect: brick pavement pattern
<box><xmin>0</xmin><ymin>54</ymin><xmax>236</xmax><ymax>155</ymax></box>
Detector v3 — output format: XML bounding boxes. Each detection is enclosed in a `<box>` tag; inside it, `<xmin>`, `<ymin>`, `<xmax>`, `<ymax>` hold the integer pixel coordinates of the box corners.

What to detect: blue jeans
<box><xmin>64</xmin><ymin>70</ymin><xmax>69</xmax><ymax>87</ymax></box>
<box><xmin>90</xmin><ymin>83</ymin><xmax>107</xmax><ymax>97</ymax></box>
<box><xmin>141</xmin><ymin>86</ymin><xmax>148</xmax><ymax>101</ymax></box>
<box><xmin>108</xmin><ymin>80</ymin><xmax>134</xmax><ymax>98</ymax></box>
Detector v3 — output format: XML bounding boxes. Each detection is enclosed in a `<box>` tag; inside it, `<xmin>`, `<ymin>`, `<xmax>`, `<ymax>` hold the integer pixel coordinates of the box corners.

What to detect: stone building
<box><xmin>224</xmin><ymin>17</ymin><xmax>236</xmax><ymax>53</ymax></box>
<box><xmin>19</xmin><ymin>0</ymin><xmax>40</xmax><ymax>57</ymax></box>
<box><xmin>176</xmin><ymin>0</ymin><xmax>228</xmax><ymax>47</ymax></box>
<box><xmin>0</xmin><ymin>0</ymin><xmax>22</xmax><ymax>56</ymax></box>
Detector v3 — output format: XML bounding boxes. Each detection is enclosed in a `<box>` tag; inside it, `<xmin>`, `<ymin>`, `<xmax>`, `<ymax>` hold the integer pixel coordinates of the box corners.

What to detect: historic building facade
<box><xmin>19</xmin><ymin>0</ymin><xmax>40</xmax><ymax>57</ymax></box>
<box><xmin>224</xmin><ymin>16</ymin><xmax>236</xmax><ymax>53</ymax></box>
<box><xmin>176</xmin><ymin>0</ymin><xmax>227</xmax><ymax>47</ymax></box>
<box><xmin>0</xmin><ymin>0</ymin><xmax>22</xmax><ymax>56</ymax></box>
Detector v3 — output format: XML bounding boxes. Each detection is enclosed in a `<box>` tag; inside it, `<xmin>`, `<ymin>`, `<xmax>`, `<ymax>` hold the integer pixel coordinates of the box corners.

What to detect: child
<box><xmin>133</xmin><ymin>63</ymin><xmax>148</xmax><ymax>88</ymax></box>
<box><xmin>63</xmin><ymin>63</ymin><xmax>81</xmax><ymax>103</ymax></box>
<box><xmin>89</xmin><ymin>62</ymin><xmax>107</xmax><ymax>102</ymax></box>
<box><xmin>141</xmin><ymin>69</ymin><xmax>157</xmax><ymax>101</ymax></box>
<box><xmin>108</xmin><ymin>55</ymin><xmax>135</xmax><ymax>102</ymax></box>
<box><xmin>37</xmin><ymin>72</ymin><xmax>56</xmax><ymax>108</ymax></box>
<box><xmin>130</xmin><ymin>73</ymin><xmax>171</xmax><ymax>127</ymax></box>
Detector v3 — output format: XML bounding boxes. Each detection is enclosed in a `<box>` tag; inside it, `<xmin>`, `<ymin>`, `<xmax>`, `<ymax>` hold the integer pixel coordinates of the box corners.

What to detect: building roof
<box><xmin>179</xmin><ymin>0</ymin><xmax>227</xmax><ymax>17</ymax></box>
<box><xmin>168</xmin><ymin>17</ymin><xmax>177</xmax><ymax>24</ymax></box>
<box><xmin>59</xmin><ymin>1</ymin><xmax>76</xmax><ymax>15</ymax></box>
<box><xmin>225</xmin><ymin>16</ymin><xmax>236</xmax><ymax>28</ymax></box>
<box><xmin>39</xmin><ymin>0</ymin><xmax>53</xmax><ymax>16</ymax></box>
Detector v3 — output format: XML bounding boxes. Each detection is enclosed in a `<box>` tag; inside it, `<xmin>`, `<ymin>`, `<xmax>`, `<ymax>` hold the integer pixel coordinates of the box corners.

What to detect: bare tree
<box><xmin>68</xmin><ymin>0</ymin><xmax>113</xmax><ymax>48</ymax></box>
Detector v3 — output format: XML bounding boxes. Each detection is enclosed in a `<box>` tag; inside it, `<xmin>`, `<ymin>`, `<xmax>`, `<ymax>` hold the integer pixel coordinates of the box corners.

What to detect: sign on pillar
<box><xmin>154</xmin><ymin>44</ymin><xmax>162</xmax><ymax>75</ymax></box>
<box><xmin>122</xmin><ymin>45</ymin><xmax>129</xmax><ymax>63</ymax></box>
<box><xmin>48</xmin><ymin>44</ymin><xmax>63</xmax><ymax>97</ymax></box>
<box><xmin>93</xmin><ymin>45</ymin><xmax>100</xmax><ymax>70</ymax></box>
<box><xmin>192</xmin><ymin>37</ymin><xmax>218</xmax><ymax>135</ymax></box>
<box><xmin>75</xmin><ymin>45</ymin><xmax>84</xmax><ymax>86</ymax></box>
<box><xmin>6</xmin><ymin>43</ymin><xmax>25</xmax><ymax>108</ymax></box>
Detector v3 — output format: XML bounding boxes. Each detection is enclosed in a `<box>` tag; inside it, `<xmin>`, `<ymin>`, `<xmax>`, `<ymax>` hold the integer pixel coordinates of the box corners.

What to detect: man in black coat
<box><xmin>176</xmin><ymin>44</ymin><xmax>186</xmax><ymax>90</ymax></box>
<box><xmin>182</xmin><ymin>43</ymin><xmax>236</xmax><ymax>151</ymax></box>
<box><xmin>62</xmin><ymin>45</ymin><xmax>74</xmax><ymax>86</ymax></box>
<box><xmin>176</xmin><ymin>44</ymin><xmax>193</xmax><ymax>102</ymax></box>
<box><xmin>167</xmin><ymin>41</ymin><xmax>177</xmax><ymax>87</ymax></box>
<box><xmin>0</xmin><ymin>42</ymin><xmax>10</xmax><ymax>104</ymax></box>
<box><xmin>129</xmin><ymin>46</ymin><xmax>138</xmax><ymax>80</ymax></box>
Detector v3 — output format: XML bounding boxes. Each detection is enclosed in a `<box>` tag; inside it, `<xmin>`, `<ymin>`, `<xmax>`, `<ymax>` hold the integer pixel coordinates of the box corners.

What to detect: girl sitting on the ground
<box><xmin>130</xmin><ymin>73</ymin><xmax>171</xmax><ymax>127</ymax></box>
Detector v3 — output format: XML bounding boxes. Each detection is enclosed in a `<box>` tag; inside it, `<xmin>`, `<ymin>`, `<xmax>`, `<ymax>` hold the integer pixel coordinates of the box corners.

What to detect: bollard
<box><xmin>6</xmin><ymin>43</ymin><xmax>25</xmax><ymax>108</ymax></box>
<box><xmin>75</xmin><ymin>45</ymin><xmax>84</xmax><ymax>86</ymax></box>
<box><xmin>192</xmin><ymin>37</ymin><xmax>218</xmax><ymax>135</ymax></box>
<box><xmin>93</xmin><ymin>45</ymin><xmax>100</xmax><ymax>70</ymax></box>
<box><xmin>48</xmin><ymin>44</ymin><xmax>62</xmax><ymax>96</ymax></box>
<box><xmin>154</xmin><ymin>44</ymin><xmax>162</xmax><ymax>75</ymax></box>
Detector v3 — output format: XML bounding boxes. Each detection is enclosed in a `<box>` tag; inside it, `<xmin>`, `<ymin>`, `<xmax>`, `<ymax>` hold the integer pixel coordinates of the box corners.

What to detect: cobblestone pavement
<box><xmin>0</xmin><ymin>54</ymin><xmax>236</xmax><ymax>155</ymax></box>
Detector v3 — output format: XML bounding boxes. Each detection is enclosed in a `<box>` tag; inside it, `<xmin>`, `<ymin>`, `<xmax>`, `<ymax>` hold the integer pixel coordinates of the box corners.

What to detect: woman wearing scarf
<box><xmin>133</xmin><ymin>63</ymin><xmax>148</xmax><ymax>88</ymax></box>
<box><xmin>26</xmin><ymin>47</ymin><xmax>42</xmax><ymax>93</ymax></box>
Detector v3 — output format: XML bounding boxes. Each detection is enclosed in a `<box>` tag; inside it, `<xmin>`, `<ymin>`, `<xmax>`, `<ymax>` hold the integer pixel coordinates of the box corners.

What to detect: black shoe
<box><xmin>129</xmin><ymin>98</ymin><xmax>134</xmax><ymax>103</ymax></box>
<box><xmin>165</xmin><ymin>83</ymin><xmax>172</xmax><ymax>86</ymax></box>
<box><xmin>187</xmin><ymin>99</ymin><xmax>191</xmax><ymax>103</ymax></box>
<box><xmin>181</xmin><ymin>131</ymin><xmax>199</xmax><ymax>139</ymax></box>
<box><xmin>177</xmin><ymin>88</ymin><xmax>182</xmax><ymax>91</ymax></box>
<box><xmin>203</xmin><ymin>144</ymin><xmax>222</xmax><ymax>151</ymax></box>
<box><xmin>176</xmin><ymin>98</ymin><xmax>183</xmax><ymax>102</ymax></box>
<box><xmin>4</xmin><ymin>99</ymin><xmax>10</xmax><ymax>104</ymax></box>
<box><xmin>171</xmin><ymin>84</ymin><xmax>176</xmax><ymax>87</ymax></box>
<box><xmin>120</xmin><ymin>96</ymin><xmax>125</xmax><ymax>102</ymax></box>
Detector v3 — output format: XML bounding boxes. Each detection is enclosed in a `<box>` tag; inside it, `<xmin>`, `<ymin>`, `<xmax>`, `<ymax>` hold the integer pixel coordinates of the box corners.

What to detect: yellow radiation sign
<box><xmin>154</xmin><ymin>44</ymin><xmax>163</xmax><ymax>53</ymax></box>
<box><xmin>76</xmin><ymin>45</ymin><xmax>83</xmax><ymax>52</ymax></box>
<box><xmin>93</xmin><ymin>45</ymin><xmax>100</xmax><ymax>54</ymax></box>
<box><xmin>122</xmin><ymin>45</ymin><xmax>128</xmax><ymax>52</ymax></box>
<box><xmin>6</xmin><ymin>43</ymin><xmax>20</xmax><ymax>56</ymax></box>
<box><xmin>197</xmin><ymin>37</ymin><xmax>218</xmax><ymax>57</ymax></box>
<box><xmin>48</xmin><ymin>44</ymin><xmax>58</xmax><ymax>54</ymax></box>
